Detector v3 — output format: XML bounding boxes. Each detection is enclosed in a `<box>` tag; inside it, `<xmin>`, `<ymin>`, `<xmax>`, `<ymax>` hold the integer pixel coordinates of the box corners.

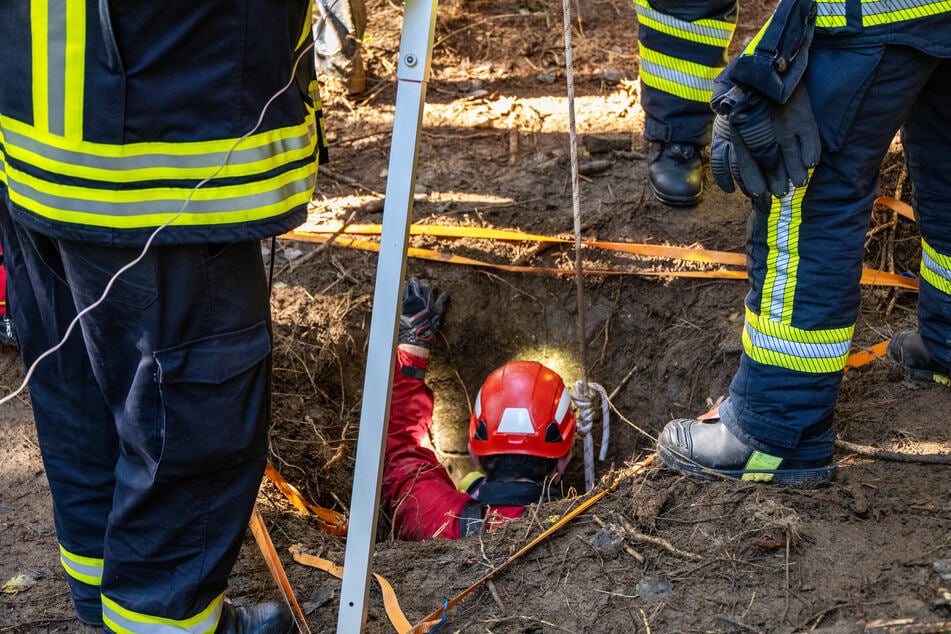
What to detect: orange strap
<box><xmin>875</xmin><ymin>196</ymin><xmax>915</xmax><ymax>221</ymax></box>
<box><xmin>844</xmin><ymin>340</ymin><xmax>890</xmax><ymax>372</ymax></box>
<box><xmin>249</xmin><ymin>506</ymin><xmax>312</xmax><ymax>633</ymax></box>
<box><xmin>264</xmin><ymin>463</ymin><xmax>348</xmax><ymax>536</ymax></box>
<box><xmin>282</xmin><ymin>224</ymin><xmax>918</xmax><ymax>290</ymax></box>
<box><xmin>290</xmin><ymin>547</ymin><xmax>414</xmax><ymax>633</ymax></box>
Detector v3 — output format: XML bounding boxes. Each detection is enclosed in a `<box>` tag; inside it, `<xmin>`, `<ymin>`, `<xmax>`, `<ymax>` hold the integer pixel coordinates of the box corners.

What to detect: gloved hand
<box><xmin>710</xmin><ymin>83</ymin><xmax>821</xmax><ymax>198</ymax></box>
<box><xmin>399</xmin><ymin>278</ymin><xmax>449</xmax><ymax>348</ymax></box>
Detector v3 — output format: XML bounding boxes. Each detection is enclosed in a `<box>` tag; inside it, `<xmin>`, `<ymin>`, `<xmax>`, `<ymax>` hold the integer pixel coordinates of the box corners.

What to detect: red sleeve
<box><xmin>380</xmin><ymin>348</ymin><xmax>474</xmax><ymax>540</ymax></box>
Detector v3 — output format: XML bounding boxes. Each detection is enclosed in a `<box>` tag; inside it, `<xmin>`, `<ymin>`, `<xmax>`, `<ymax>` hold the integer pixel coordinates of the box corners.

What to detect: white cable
<box><xmin>0</xmin><ymin>40</ymin><xmax>316</xmax><ymax>408</ymax></box>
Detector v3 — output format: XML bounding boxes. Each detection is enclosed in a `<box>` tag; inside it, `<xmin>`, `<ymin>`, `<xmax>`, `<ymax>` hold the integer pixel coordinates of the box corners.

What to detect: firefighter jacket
<box><xmin>0</xmin><ymin>0</ymin><xmax>326</xmax><ymax>246</ymax></box>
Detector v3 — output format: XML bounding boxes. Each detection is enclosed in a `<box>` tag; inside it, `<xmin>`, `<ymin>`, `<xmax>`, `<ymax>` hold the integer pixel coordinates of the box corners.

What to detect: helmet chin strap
<box><xmin>561</xmin><ymin>0</ymin><xmax>610</xmax><ymax>492</ymax></box>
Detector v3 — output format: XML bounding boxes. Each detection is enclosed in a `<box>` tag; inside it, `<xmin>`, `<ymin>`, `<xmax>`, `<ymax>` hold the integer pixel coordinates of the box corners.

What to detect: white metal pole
<box><xmin>336</xmin><ymin>0</ymin><xmax>438</xmax><ymax>631</ymax></box>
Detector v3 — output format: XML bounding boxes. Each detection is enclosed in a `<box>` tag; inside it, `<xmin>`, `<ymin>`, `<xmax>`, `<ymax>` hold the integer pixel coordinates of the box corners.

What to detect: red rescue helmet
<box><xmin>469</xmin><ymin>361</ymin><xmax>576</xmax><ymax>459</ymax></box>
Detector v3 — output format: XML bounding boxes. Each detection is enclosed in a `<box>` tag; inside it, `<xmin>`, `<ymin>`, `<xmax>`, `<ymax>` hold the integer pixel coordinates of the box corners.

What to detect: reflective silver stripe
<box><xmin>745</xmin><ymin>321</ymin><xmax>852</xmax><ymax>359</ymax></box>
<box><xmin>862</xmin><ymin>0</ymin><xmax>951</xmax><ymax>24</ymax></box>
<box><xmin>2</xmin><ymin>118</ymin><xmax>318</xmax><ymax>181</ymax></box>
<box><xmin>633</xmin><ymin>0</ymin><xmax>734</xmax><ymax>46</ymax></box>
<box><xmin>6</xmin><ymin>164</ymin><xmax>316</xmax><ymax>218</ymax></box>
<box><xmin>922</xmin><ymin>239</ymin><xmax>951</xmax><ymax>294</ymax></box>
<box><xmin>639</xmin><ymin>59</ymin><xmax>715</xmax><ymax>92</ymax></box>
<box><xmin>59</xmin><ymin>544</ymin><xmax>103</xmax><ymax>586</ymax></box>
<box><xmin>817</xmin><ymin>0</ymin><xmax>848</xmax><ymax>25</ymax></box>
<box><xmin>102</xmin><ymin>593</ymin><xmax>223</xmax><ymax>634</ymax></box>
<box><xmin>47</xmin><ymin>0</ymin><xmax>67</xmax><ymax>136</ymax></box>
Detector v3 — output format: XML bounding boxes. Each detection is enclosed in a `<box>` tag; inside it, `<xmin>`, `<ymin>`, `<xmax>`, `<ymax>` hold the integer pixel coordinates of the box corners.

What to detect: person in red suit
<box><xmin>382</xmin><ymin>279</ymin><xmax>577</xmax><ymax>540</ymax></box>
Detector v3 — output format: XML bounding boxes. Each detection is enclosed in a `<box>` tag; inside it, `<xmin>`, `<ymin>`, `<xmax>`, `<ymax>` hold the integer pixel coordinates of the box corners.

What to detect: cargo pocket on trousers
<box><xmin>152</xmin><ymin>321</ymin><xmax>271</xmax><ymax>480</ymax></box>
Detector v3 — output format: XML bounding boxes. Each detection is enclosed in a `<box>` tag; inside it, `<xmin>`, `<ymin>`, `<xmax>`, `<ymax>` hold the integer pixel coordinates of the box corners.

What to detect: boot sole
<box><xmin>648</xmin><ymin>181</ymin><xmax>702</xmax><ymax>207</ymax></box>
<box><xmin>657</xmin><ymin>445</ymin><xmax>836</xmax><ymax>485</ymax></box>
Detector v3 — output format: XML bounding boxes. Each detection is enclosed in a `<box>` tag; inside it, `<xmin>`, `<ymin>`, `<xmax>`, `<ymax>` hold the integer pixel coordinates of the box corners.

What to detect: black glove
<box><xmin>399</xmin><ymin>278</ymin><xmax>449</xmax><ymax>348</ymax></box>
<box><xmin>710</xmin><ymin>83</ymin><xmax>821</xmax><ymax>198</ymax></box>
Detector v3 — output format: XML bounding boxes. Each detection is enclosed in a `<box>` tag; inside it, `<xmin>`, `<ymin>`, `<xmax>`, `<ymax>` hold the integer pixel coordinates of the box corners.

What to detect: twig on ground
<box><xmin>835</xmin><ymin>439</ymin><xmax>951</xmax><ymax>465</ymax></box>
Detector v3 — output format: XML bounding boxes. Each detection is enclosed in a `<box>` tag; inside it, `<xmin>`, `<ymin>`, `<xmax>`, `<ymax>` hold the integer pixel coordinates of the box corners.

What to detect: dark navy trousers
<box><xmin>720</xmin><ymin>46</ymin><xmax>951</xmax><ymax>460</ymax></box>
<box><xmin>0</xmin><ymin>198</ymin><xmax>272</xmax><ymax>626</ymax></box>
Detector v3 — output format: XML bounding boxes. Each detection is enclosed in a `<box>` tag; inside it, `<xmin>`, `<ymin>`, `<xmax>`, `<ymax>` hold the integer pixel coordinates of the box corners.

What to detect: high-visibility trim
<box><xmin>102</xmin><ymin>591</ymin><xmax>224</xmax><ymax>634</ymax></box>
<box><xmin>862</xmin><ymin>0</ymin><xmax>951</xmax><ymax>26</ymax></box>
<box><xmin>741</xmin><ymin>452</ymin><xmax>783</xmax><ymax>481</ymax></box>
<box><xmin>637</xmin><ymin>44</ymin><xmax>723</xmax><ymax>103</ymax></box>
<box><xmin>31</xmin><ymin>1</ymin><xmax>50</xmax><ymax>134</ymax></box>
<box><xmin>0</xmin><ymin>112</ymin><xmax>319</xmax><ymax>183</ymax></box>
<box><xmin>816</xmin><ymin>0</ymin><xmax>849</xmax><ymax>28</ymax></box>
<box><xmin>63</xmin><ymin>0</ymin><xmax>86</xmax><ymax>139</ymax></box>
<box><xmin>59</xmin><ymin>544</ymin><xmax>103</xmax><ymax>586</ymax></box>
<box><xmin>816</xmin><ymin>0</ymin><xmax>951</xmax><ymax>28</ymax></box>
<box><xmin>742</xmin><ymin>15</ymin><xmax>772</xmax><ymax>56</ymax></box>
<box><xmin>760</xmin><ymin>177</ymin><xmax>810</xmax><ymax>323</ymax></box>
<box><xmin>921</xmin><ymin>238</ymin><xmax>951</xmax><ymax>295</ymax></box>
<box><xmin>5</xmin><ymin>161</ymin><xmax>318</xmax><ymax>228</ymax></box>
<box><xmin>46</xmin><ymin>1</ymin><xmax>66</xmax><ymax>137</ymax></box>
<box><xmin>633</xmin><ymin>0</ymin><xmax>736</xmax><ymax>47</ymax></box>
<box><xmin>743</xmin><ymin>306</ymin><xmax>854</xmax><ymax>373</ymax></box>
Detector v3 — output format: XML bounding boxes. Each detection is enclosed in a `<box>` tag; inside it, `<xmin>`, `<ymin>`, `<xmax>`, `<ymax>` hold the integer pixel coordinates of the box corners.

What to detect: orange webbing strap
<box><xmin>290</xmin><ymin>547</ymin><xmax>414</xmax><ymax>633</ymax></box>
<box><xmin>875</xmin><ymin>196</ymin><xmax>915</xmax><ymax>222</ymax></box>
<box><xmin>404</xmin><ymin>454</ymin><xmax>658</xmax><ymax>633</ymax></box>
<box><xmin>289</xmin><ymin>223</ymin><xmax>748</xmax><ymax>266</ymax></box>
<box><xmin>249</xmin><ymin>506</ymin><xmax>312</xmax><ymax>633</ymax></box>
<box><xmin>282</xmin><ymin>224</ymin><xmax>919</xmax><ymax>290</ymax></box>
<box><xmin>844</xmin><ymin>340</ymin><xmax>890</xmax><ymax>372</ymax></box>
<box><xmin>265</xmin><ymin>463</ymin><xmax>348</xmax><ymax>536</ymax></box>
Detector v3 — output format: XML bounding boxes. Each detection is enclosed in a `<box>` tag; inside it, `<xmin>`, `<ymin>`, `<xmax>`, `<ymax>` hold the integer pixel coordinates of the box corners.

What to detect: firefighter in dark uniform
<box><xmin>0</xmin><ymin>1</ymin><xmax>326</xmax><ymax>631</ymax></box>
<box><xmin>634</xmin><ymin>0</ymin><xmax>739</xmax><ymax>206</ymax></box>
<box><xmin>382</xmin><ymin>280</ymin><xmax>577</xmax><ymax>540</ymax></box>
<box><xmin>657</xmin><ymin>0</ymin><xmax>951</xmax><ymax>482</ymax></box>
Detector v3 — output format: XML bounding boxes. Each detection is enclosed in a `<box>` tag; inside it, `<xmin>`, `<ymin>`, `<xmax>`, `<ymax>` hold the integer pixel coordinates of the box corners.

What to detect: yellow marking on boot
<box><xmin>741</xmin><ymin>451</ymin><xmax>782</xmax><ymax>482</ymax></box>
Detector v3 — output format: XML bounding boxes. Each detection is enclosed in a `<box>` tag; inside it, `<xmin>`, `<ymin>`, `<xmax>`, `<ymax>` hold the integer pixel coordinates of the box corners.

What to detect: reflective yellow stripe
<box><xmin>862</xmin><ymin>0</ymin><xmax>951</xmax><ymax>26</ymax></box>
<box><xmin>637</xmin><ymin>44</ymin><xmax>723</xmax><ymax>102</ymax></box>
<box><xmin>31</xmin><ymin>0</ymin><xmax>49</xmax><ymax>134</ymax></box>
<box><xmin>5</xmin><ymin>162</ymin><xmax>317</xmax><ymax>228</ymax></box>
<box><xmin>921</xmin><ymin>238</ymin><xmax>951</xmax><ymax>295</ymax></box>
<box><xmin>64</xmin><ymin>0</ymin><xmax>85</xmax><ymax>139</ymax></box>
<box><xmin>760</xmin><ymin>175</ymin><xmax>810</xmax><ymax>323</ymax></box>
<box><xmin>59</xmin><ymin>544</ymin><xmax>103</xmax><ymax>586</ymax></box>
<box><xmin>817</xmin><ymin>0</ymin><xmax>951</xmax><ymax>28</ymax></box>
<box><xmin>742</xmin><ymin>15</ymin><xmax>772</xmax><ymax>56</ymax></box>
<box><xmin>816</xmin><ymin>0</ymin><xmax>849</xmax><ymax>28</ymax></box>
<box><xmin>1</xmin><ymin>112</ymin><xmax>319</xmax><ymax>183</ymax></box>
<box><xmin>457</xmin><ymin>471</ymin><xmax>484</xmax><ymax>494</ymax></box>
<box><xmin>741</xmin><ymin>451</ymin><xmax>782</xmax><ymax>481</ymax></box>
<box><xmin>633</xmin><ymin>0</ymin><xmax>736</xmax><ymax>47</ymax></box>
<box><xmin>743</xmin><ymin>306</ymin><xmax>854</xmax><ymax>373</ymax></box>
<box><xmin>102</xmin><ymin>591</ymin><xmax>224</xmax><ymax>634</ymax></box>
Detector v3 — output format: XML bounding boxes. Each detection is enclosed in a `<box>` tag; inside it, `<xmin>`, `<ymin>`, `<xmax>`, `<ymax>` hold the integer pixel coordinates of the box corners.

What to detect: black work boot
<box><xmin>657</xmin><ymin>418</ymin><xmax>835</xmax><ymax>484</ymax></box>
<box><xmin>216</xmin><ymin>601</ymin><xmax>295</xmax><ymax>634</ymax></box>
<box><xmin>886</xmin><ymin>330</ymin><xmax>950</xmax><ymax>387</ymax></box>
<box><xmin>647</xmin><ymin>142</ymin><xmax>703</xmax><ymax>207</ymax></box>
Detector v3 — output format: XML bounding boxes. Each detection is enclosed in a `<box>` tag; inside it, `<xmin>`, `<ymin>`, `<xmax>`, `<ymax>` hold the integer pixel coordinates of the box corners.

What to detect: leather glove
<box><xmin>710</xmin><ymin>83</ymin><xmax>821</xmax><ymax>198</ymax></box>
<box><xmin>399</xmin><ymin>278</ymin><xmax>449</xmax><ymax>348</ymax></box>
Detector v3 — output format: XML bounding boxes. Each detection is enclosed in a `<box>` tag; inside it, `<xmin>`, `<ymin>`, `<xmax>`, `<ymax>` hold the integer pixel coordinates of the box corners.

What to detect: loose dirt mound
<box><xmin>2</xmin><ymin>1</ymin><xmax>950</xmax><ymax>633</ymax></box>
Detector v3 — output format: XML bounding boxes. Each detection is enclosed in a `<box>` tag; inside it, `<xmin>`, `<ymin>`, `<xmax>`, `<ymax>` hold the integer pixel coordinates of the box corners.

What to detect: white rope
<box><xmin>571</xmin><ymin>381</ymin><xmax>611</xmax><ymax>492</ymax></box>
<box><xmin>0</xmin><ymin>40</ymin><xmax>316</xmax><ymax>408</ymax></box>
<box><xmin>561</xmin><ymin>0</ymin><xmax>611</xmax><ymax>491</ymax></box>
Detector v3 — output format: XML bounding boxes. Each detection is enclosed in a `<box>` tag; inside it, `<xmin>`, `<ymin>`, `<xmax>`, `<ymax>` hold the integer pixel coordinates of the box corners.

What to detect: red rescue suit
<box><xmin>382</xmin><ymin>349</ymin><xmax>550</xmax><ymax>541</ymax></box>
